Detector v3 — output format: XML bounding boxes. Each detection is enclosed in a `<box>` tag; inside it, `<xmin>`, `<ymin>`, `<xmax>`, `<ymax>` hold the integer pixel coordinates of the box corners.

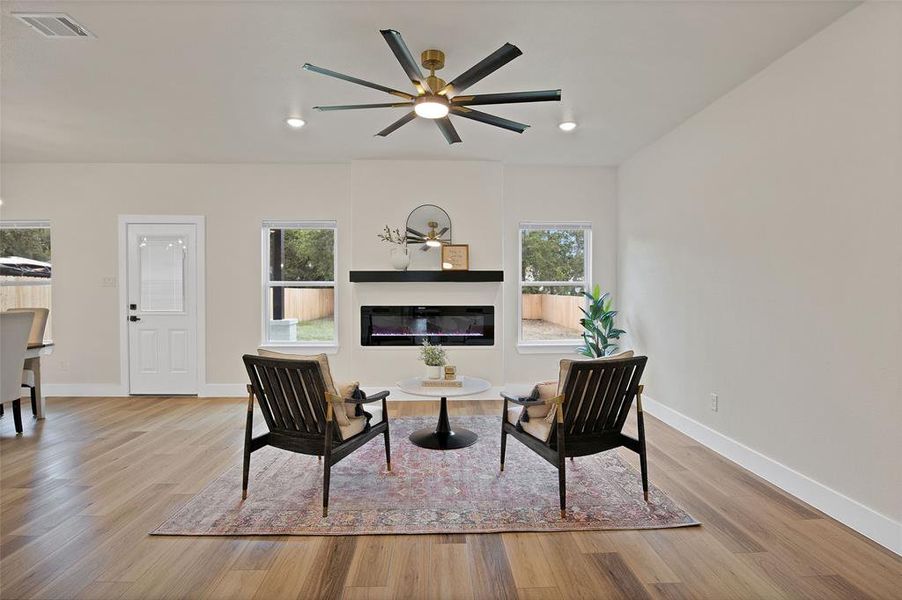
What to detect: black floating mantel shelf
<box><xmin>349</xmin><ymin>270</ymin><xmax>504</xmax><ymax>283</ymax></box>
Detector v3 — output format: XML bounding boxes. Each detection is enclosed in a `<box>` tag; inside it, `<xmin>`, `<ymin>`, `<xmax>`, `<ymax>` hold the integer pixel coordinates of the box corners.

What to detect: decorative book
<box><xmin>421</xmin><ymin>378</ymin><xmax>463</xmax><ymax>388</ymax></box>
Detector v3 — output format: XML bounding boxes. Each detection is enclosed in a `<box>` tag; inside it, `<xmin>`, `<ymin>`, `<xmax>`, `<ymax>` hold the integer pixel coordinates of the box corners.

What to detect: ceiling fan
<box><xmin>406</xmin><ymin>221</ymin><xmax>450</xmax><ymax>251</ymax></box>
<box><xmin>302</xmin><ymin>29</ymin><xmax>562</xmax><ymax>144</ymax></box>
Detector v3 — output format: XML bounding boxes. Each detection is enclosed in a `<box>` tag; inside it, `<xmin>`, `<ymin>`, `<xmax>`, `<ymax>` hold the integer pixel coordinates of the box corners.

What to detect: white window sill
<box><xmin>517</xmin><ymin>343</ymin><xmax>581</xmax><ymax>355</ymax></box>
<box><xmin>258</xmin><ymin>344</ymin><xmax>339</xmax><ymax>355</ymax></box>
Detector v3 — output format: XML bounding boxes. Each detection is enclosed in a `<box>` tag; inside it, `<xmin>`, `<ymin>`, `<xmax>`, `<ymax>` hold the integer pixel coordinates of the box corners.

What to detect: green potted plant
<box><xmin>576</xmin><ymin>284</ymin><xmax>626</xmax><ymax>358</ymax></box>
<box><xmin>419</xmin><ymin>340</ymin><xmax>447</xmax><ymax>379</ymax></box>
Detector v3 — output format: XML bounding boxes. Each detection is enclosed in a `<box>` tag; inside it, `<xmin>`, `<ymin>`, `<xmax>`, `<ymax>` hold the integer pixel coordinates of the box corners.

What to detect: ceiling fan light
<box><xmin>558</xmin><ymin>121</ymin><xmax>577</xmax><ymax>132</ymax></box>
<box><xmin>414</xmin><ymin>96</ymin><xmax>450</xmax><ymax>119</ymax></box>
<box><xmin>286</xmin><ymin>117</ymin><xmax>306</xmax><ymax>128</ymax></box>
<box><xmin>425</xmin><ymin>238</ymin><xmax>442</xmax><ymax>247</ymax></box>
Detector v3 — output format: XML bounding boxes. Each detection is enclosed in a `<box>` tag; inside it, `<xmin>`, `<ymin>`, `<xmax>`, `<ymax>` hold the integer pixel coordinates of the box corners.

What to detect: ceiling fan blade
<box><xmin>450</xmin><ymin>106</ymin><xmax>529</xmax><ymax>133</ymax></box>
<box><xmin>434</xmin><ymin>117</ymin><xmax>462</xmax><ymax>144</ymax></box>
<box><xmin>314</xmin><ymin>102</ymin><xmax>414</xmax><ymax>111</ymax></box>
<box><xmin>406</xmin><ymin>227</ymin><xmax>426</xmax><ymax>237</ymax></box>
<box><xmin>380</xmin><ymin>29</ymin><xmax>431</xmax><ymax>95</ymax></box>
<box><xmin>451</xmin><ymin>90</ymin><xmax>561</xmax><ymax>106</ymax></box>
<box><xmin>439</xmin><ymin>43</ymin><xmax>522</xmax><ymax>97</ymax></box>
<box><xmin>436</xmin><ymin>227</ymin><xmax>449</xmax><ymax>237</ymax></box>
<box><xmin>375</xmin><ymin>111</ymin><xmax>417</xmax><ymax>137</ymax></box>
<box><xmin>302</xmin><ymin>63</ymin><xmax>415</xmax><ymax>100</ymax></box>
<box><xmin>420</xmin><ymin>243</ymin><xmax>430</xmax><ymax>252</ymax></box>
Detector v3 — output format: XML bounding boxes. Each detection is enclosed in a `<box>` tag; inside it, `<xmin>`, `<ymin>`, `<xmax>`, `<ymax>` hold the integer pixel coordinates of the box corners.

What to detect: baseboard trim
<box><xmin>199</xmin><ymin>383</ymin><xmax>248</xmax><ymax>397</ymax></box>
<box><xmin>642</xmin><ymin>395</ymin><xmax>901</xmax><ymax>556</ymax></box>
<box><xmin>45</xmin><ymin>383</ymin><xmax>509</xmax><ymax>400</ymax></box>
<box><xmin>43</xmin><ymin>383</ymin><xmax>128</xmax><ymax>397</ymax></box>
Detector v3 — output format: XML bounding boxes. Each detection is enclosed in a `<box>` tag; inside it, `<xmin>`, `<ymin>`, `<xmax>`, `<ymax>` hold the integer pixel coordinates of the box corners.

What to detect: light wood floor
<box><xmin>1</xmin><ymin>396</ymin><xmax>899</xmax><ymax>600</ymax></box>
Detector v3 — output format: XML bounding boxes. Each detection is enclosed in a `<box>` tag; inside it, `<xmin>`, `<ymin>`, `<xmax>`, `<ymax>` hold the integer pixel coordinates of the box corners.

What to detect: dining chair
<box><xmin>6</xmin><ymin>308</ymin><xmax>50</xmax><ymax>416</ymax></box>
<box><xmin>242</xmin><ymin>354</ymin><xmax>391</xmax><ymax>517</ymax></box>
<box><xmin>500</xmin><ymin>353</ymin><xmax>648</xmax><ymax>517</ymax></box>
<box><xmin>1</xmin><ymin>312</ymin><xmax>34</xmax><ymax>435</ymax></box>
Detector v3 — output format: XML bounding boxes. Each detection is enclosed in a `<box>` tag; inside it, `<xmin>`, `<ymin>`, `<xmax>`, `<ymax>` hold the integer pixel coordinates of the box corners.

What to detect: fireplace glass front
<box><xmin>360</xmin><ymin>305</ymin><xmax>494</xmax><ymax>346</ymax></box>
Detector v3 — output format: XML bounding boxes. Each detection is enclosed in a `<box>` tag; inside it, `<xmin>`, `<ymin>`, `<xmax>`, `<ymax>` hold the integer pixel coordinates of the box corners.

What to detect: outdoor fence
<box><xmin>0</xmin><ymin>277</ymin><xmax>53</xmax><ymax>340</ymax></box>
<box><xmin>521</xmin><ymin>293</ymin><xmax>583</xmax><ymax>332</ymax></box>
<box><xmin>270</xmin><ymin>287</ymin><xmax>335</xmax><ymax>322</ymax></box>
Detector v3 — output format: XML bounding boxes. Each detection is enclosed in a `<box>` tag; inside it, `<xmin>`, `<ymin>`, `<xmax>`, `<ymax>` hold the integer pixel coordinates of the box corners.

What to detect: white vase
<box><xmin>390</xmin><ymin>247</ymin><xmax>410</xmax><ymax>270</ymax></box>
<box><xmin>425</xmin><ymin>365</ymin><xmax>443</xmax><ymax>379</ymax></box>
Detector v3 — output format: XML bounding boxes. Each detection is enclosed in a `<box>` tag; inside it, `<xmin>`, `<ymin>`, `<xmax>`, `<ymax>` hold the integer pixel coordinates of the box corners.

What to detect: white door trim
<box><xmin>118</xmin><ymin>215</ymin><xmax>206</xmax><ymax>395</ymax></box>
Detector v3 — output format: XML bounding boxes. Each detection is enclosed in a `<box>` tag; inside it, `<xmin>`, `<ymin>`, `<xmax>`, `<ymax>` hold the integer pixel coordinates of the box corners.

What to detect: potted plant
<box><xmin>419</xmin><ymin>340</ymin><xmax>447</xmax><ymax>379</ymax></box>
<box><xmin>576</xmin><ymin>284</ymin><xmax>626</xmax><ymax>358</ymax></box>
<box><xmin>378</xmin><ymin>225</ymin><xmax>409</xmax><ymax>270</ymax></box>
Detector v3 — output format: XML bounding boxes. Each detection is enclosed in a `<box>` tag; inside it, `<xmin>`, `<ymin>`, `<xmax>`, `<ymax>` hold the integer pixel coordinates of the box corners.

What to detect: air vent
<box><xmin>13</xmin><ymin>13</ymin><xmax>94</xmax><ymax>38</ymax></box>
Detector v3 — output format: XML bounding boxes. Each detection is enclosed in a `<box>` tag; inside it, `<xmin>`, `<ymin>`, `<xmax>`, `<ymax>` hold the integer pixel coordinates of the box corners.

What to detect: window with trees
<box><xmin>262</xmin><ymin>221</ymin><xmax>336</xmax><ymax>346</ymax></box>
<box><xmin>519</xmin><ymin>223</ymin><xmax>591</xmax><ymax>344</ymax></box>
<box><xmin>0</xmin><ymin>221</ymin><xmax>52</xmax><ymax>341</ymax></box>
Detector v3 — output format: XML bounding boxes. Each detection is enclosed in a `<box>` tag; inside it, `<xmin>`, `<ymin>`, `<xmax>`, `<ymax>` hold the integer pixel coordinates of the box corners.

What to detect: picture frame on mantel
<box><xmin>441</xmin><ymin>244</ymin><xmax>469</xmax><ymax>271</ymax></box>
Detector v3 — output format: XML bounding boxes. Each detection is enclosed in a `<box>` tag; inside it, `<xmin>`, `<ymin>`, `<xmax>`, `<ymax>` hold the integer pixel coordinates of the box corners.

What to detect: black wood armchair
<box><xmin>500</xmin><ymin>355</ymin><xmax>648</xmax><ymax>517</ymax></box>
<box><xmin>242</xmin><ymin>354</ymin><xmax>391</xmax><ymax>517</ymax></box>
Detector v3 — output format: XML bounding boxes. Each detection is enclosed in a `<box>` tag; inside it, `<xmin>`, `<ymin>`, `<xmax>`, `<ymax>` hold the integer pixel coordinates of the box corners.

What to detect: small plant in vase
<box><xmin>378</xmin><ymin>225</ymin><xmax>409</xmax><ymax>271</ymax></box>
<box><xmin>419</xmin><ymin>341</ymin><xmax>447</xmax><ymax>379</ymax></box>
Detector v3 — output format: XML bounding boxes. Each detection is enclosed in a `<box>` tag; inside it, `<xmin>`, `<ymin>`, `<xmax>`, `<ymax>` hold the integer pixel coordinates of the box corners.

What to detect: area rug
<box><xmin>152</xmin><ymin>416</ymin><xmax>699</xmax><ymax>535</ymax></box>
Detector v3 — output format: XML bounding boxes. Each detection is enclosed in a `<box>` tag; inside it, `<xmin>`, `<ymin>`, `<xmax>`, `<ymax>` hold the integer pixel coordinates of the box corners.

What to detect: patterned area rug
<box><xmin>152</xmin><ymin>416</ymin><xmax>699</xmax><ymax>535</ymax></box>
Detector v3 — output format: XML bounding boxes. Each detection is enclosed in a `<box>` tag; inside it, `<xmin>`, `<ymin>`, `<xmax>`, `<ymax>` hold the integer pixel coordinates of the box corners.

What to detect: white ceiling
<box><xmin>0</xmin><ymin>1</ymin><xmax>857</xmax><ymax>165</ymax></box>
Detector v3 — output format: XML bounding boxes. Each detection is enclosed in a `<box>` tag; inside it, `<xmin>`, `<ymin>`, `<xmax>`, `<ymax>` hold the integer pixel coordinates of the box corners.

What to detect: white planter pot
<box><xmin>425</xmin><ymin>365</ymin><xmax>443</xmax><ymax>379</ymax></box>
<box><xmin>390</xmin><ymin>247</ymin><xmax>410</xmax><ymax>270</ymax></box>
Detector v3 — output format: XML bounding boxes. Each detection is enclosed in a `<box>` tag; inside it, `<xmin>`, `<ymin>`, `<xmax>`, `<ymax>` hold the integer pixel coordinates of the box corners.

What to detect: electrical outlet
<box><xmin>58</xmin><ymin>360</ymin><xmax>70</xmax><ymax>372</ymax></box>
<box><xmin>710</xmin><ymin>393</ymin><xmax>719</xmax><ymax>412</ymax></box>
<box><xmin>101</xmin><ymin>276</ymin><xmax>117</xmax><ymax>287</ymax></box>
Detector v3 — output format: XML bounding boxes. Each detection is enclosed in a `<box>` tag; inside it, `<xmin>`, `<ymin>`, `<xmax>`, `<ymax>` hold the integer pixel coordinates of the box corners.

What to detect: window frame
<box><xmin>0</xmin><ymin>220</ymin><xmax>52</xmax><ymax>342</ymax></box>
<box><xmin>259</xmin><ymin>220</ymin><xmax>338</xmax><ymax>349</ymax></box>
<box><xmin>517</xmin><ymin>222</ymin><xmax>592</xmax><ymax>350</ymax></box>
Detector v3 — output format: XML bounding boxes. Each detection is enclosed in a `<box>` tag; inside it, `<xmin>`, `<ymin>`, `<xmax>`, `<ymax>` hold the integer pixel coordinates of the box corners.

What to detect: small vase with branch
<box><xmin>576</xmin><ymin>284</ymin><xmax>626</xmax><ymax>358</ymax></box>
<box><xmin>419</xmin><ymin>341</ymin><xmax>447</xmax><ymax>379</ymax></box>
<box><xmin>378</xmin><ymin>225</ymin><xmax>409</xmax><ymax>270</ymax></box>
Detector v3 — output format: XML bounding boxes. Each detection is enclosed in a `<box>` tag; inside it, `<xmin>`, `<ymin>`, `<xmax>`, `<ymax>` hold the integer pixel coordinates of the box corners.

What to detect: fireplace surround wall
<box><xmin>360</xmin><ymin>305</ymin><xmax>495</xmax><ymax>347</ymax></box>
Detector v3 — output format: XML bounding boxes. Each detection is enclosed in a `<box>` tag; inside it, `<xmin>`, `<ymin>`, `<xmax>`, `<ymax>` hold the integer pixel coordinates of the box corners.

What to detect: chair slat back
<box><xmin>562</xmin><ymin>356</ymin><xmax>647</xmax><ymax>436</ymax></box>
<box><xmin>243</xmin><ymin>355</ymin><xmax>328</xmax><ymax>438</ymax></box>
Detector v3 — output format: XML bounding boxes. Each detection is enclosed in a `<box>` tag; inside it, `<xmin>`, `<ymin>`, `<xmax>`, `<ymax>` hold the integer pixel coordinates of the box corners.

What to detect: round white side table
<box><xmin>397</xmin><ymin>376</ymin><xmax>491</xmax><ymax>450</ymax></box>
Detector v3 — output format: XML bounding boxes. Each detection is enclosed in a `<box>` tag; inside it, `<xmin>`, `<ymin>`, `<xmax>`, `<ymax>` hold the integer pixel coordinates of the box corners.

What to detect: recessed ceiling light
<box><xmin>559</xmin><ymin>121</ymin><xmax>577</xmax><ymax>132</ymax></box>
<box><xmin>286</xmin><ymin>117</ymin><xmax>306</xmax><ymax>128</ymax></box>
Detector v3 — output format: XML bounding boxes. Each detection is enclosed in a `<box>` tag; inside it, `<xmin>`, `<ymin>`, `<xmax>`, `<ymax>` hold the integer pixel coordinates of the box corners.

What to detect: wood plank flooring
<box><xmin>1</xmin><ymin>396</ymin><xmax>899</xmax><ymax>599</ymax></box>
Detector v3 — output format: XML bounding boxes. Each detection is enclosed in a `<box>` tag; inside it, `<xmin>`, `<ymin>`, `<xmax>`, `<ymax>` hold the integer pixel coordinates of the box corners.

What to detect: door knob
<box><xmin>129</xmin><ymin>316</ymin><xmax>141</xmax><ymax>322</ymax></box>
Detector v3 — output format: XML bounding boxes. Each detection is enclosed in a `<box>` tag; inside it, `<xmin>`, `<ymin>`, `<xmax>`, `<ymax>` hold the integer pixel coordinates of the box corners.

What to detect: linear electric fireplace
<box><xmin>361</xmin><ymin>306</ymin><xmax>494</xmax><ymax>346</ymax></box>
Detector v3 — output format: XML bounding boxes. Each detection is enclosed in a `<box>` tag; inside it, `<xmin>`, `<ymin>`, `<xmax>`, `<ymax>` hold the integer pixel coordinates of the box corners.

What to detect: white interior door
<box><xmin>127</xmin><ymin>223</ymin><xmax>198</xmax><ymax>394</ymax></box>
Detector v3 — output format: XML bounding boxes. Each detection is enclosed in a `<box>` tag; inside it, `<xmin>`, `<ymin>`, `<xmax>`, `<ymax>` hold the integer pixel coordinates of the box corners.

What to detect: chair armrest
<box><xmin>500</xmin><ymin>391</ymin><xmax>545</xmax><ymax>406</ymax></box>
<box><xmin>344</xmin><ymin>390</ymin><xmax>390</xmax><ymax>404</ymax></box>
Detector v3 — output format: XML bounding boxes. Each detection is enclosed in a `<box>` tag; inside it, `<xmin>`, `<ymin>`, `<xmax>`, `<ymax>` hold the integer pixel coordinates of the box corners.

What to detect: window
<box><xmin>262</xmin><ymin>221</ymin><xmax>337</xmax><ymax>346</ymax></box>
<box><xmin>0</xmin><ymin>221</ymin><xmax>52</xmax><ymax>342</ymax></box>
<box><xmin>518</xmin><ymin>223</ymin><xmax>591</xmax><ymax>345</ymax></box>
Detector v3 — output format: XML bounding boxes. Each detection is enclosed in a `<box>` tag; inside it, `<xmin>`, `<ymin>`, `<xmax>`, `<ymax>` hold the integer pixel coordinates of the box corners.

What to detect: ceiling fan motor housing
<box><xmin>421</xmin><ymin>49</ymin><xmax>445</xmax><ymax>71</ymax></box>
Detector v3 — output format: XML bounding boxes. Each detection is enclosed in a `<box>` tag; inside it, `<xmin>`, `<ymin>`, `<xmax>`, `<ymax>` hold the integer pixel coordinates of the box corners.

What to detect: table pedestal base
<box><xmin>408</xmin><ymin>396</ymin><xmax>478</xmax><ymax>450</ymax></box>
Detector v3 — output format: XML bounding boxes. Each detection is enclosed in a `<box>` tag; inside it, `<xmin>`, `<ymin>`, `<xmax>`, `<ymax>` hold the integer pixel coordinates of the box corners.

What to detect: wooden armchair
<box><xmin>500</xmin><ymin>354</ymin><xmax>648</xmax><ymax>517</ymax></box>
<box><xmin>242</xmin><ymin>354</ymin><xmax>391</xmax><ymax>517</ymax></box>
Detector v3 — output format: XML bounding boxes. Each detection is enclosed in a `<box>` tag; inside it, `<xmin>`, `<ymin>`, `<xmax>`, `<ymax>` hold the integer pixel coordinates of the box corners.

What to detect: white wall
<box><xmin>618</xmin><ymin>2</ymin><xmax>901</xmax><ymax>549</ymax></box>
<box><xmin>0</xmin><ymin>161</ymin><xmax>616</xmax><ymax>392</ymax></box>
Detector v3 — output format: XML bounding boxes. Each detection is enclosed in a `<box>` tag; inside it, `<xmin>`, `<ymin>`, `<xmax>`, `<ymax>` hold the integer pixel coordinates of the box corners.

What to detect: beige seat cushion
<box><xmin>256</xmin><ymin>349</ymin><xmax>358</xmax><ymax>427</ymax></box>
<box><xmin>516</xmin><ymin>351</ymin><xmax>636</xmax><ymax>441</ymax></box>
<box><xmin>339</xmin><ymin>403</ymin><xmax>385</xmax><ymax>441</ymax></box>
<box><xmin>507</xmin><ymin>406</ymin><xmax>553</xmax><ymax>443</ymax></box>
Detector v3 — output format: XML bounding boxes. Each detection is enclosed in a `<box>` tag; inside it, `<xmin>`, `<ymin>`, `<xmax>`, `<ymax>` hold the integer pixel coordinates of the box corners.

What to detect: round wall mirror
<box><xmin>405</xmin><ymin>204</ymin><xmax>452</xmax><ymax>252</ymax></box>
